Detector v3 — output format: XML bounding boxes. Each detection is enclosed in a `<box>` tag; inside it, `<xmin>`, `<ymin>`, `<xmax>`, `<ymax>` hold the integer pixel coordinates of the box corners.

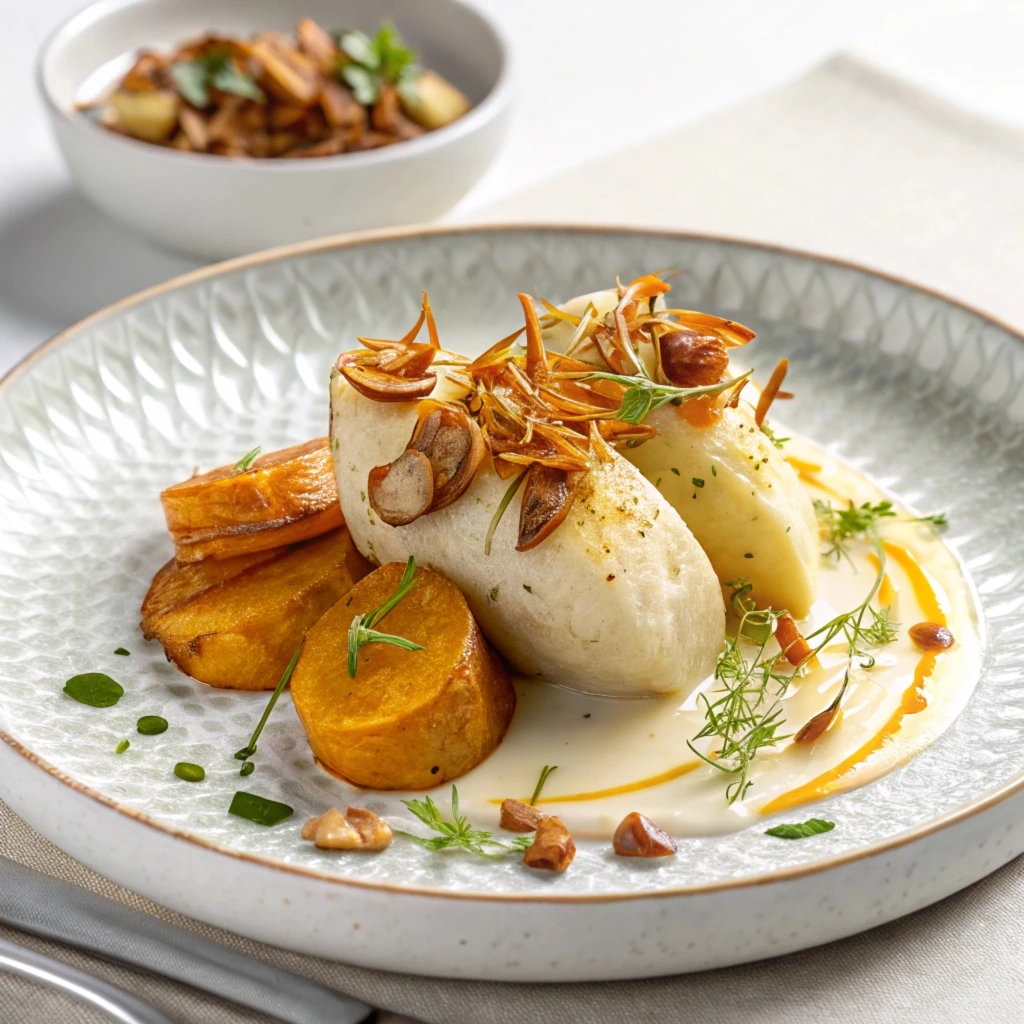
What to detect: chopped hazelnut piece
<box><xmin>908</xmin><ymin>621</ymin><xmax>955</xmax><ymax>653</ymax></box>
<box><xmin>500</xmin><ymin>798</ymin><xmax>543</xmax><ymax>833</ymax></box>
<box><xmin>658</xmin><ymin>329</ymin><xmax>729</xmax><ymax>388</ymax></box>
<box><xmin>301</xmin><ymin>807</ymin><xmax>393</xmax><ymax>851</ymax></box>
<box><xmin>612</xmin><ymin>812</ymin><xmax>677</xmax><ymax>858</ymax></box>
<box><xmin>522</xmin><ymin>816</ymin><xmax>575</xmax><ymax>872</ymax></box>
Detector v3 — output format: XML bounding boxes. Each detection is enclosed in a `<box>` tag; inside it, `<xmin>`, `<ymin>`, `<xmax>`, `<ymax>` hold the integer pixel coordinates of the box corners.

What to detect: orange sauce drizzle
<box><xmin>785</xmin><ymin>455</ymin><xmax>823</xmax><ymax>475</ymax></box>
<box><xmin>518</xmin><ymin>761</ymin><xmax>700</xmax><ymax>805</ymax></box>
<box><xmin>761</xmin><ymin>541</ymin><xmax>948</xmax><ymax>815</ymax></box>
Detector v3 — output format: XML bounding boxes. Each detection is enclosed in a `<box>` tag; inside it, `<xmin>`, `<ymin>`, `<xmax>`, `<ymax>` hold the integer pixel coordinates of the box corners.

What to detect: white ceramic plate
<box><xmin>0</xmin><ymin>225</ymin><xmax>1022</xmax><ymax>981</ymax></box>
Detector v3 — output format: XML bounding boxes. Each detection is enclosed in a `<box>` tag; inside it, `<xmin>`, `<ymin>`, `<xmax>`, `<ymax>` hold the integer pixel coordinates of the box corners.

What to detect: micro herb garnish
<box><xmin>760</xmin><ymin>423</ymin><xmax>789</xmax><ymax>449</ymax></box>
<box><xmin>692</xmin><ymin>477</ymin><xmax>705</xmax><ymax>488</ymax></box>
<box><xmin>334</xmin><ymin>21</ymin><xmax>419</xmax><ymax>106</ymax></box>
<box><xmin>814</xmin><ymin>499</ymin><xmax>947</xmax><ymax>566</ymax></box>
<box><xmin>398</xmin><ymin>786</ymin><xmax>532</xmax><ymax>859</ymax></box>
<box><xmin>234</xmin><ymin>446</ymin><xmax>262</xmax><ymax>472</ymax></box>
<box><xmin>137</xmin><ymin>715</ymin><xmax>168</xmax><ymax>736</ymax></box>
<box><xmin>691</xmin><ymin>548</ymin><xmax>896</xmax><ymax>804</ymax></box>
<box><xmin>115</xmin><ymin>740</ymin><xmax>130</xmax><ymax>755</ymax></box>
<box><xmin>235</xmin><ymin>645</ymin><xmax>303</xmax><ymax>773</ymax></box>
<box><xmin>765</xmin><ymin>818</ymin><xmax>835</xmax><ymax>840</ymax></box>
<box><xmin>346</xmin><ymin>557</ymin><xmax>424</xmax><ymax>677</ymax></box>
<box><xmin>170</xmin><ymin>51</ymin><xmax>263</xmax><ymax>109</ymax></box>
<box><xmin>174</xmin><ymin>762</ymin><xmax>205</xmax><ymax>783</ymax></box>
<box><xmin>529</xmin><ymin>765</ymin><xmax>558</xmax><ymax>806</ymax></box>
<box><xmin>584</xmin><ymin>370</ymin><xmax>753</xmax><ymax>426</ymax></box>
<box><xmin>484</xmin><ymin>470</ymin><xmax>527</xmax><ymax>555</ymax></box>
<box><xmin>114</xmin><ymin>647</ymin><xmax>130</xmax><ymax>656</ymax></box>
<box><xmin>228</xmin><ymin>791</ymin><xmax>293</xmax><ymax>827</ymax></box>
<box><xmin>63</xmin><ymin>673</ymin><xmax>124</xmax><ymax>708</ymax></box>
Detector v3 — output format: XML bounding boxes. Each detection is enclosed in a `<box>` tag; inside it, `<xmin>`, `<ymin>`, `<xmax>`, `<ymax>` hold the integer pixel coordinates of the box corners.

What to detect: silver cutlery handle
<box><xmin>0</xmin><ymin>935</ymin><xmax>174</xmax><ymax>1024</ymax></box>
<box><xmin>0</xmin><ymin>854</ymin><xmax>375</xmax><ymax>1024</ymax></box>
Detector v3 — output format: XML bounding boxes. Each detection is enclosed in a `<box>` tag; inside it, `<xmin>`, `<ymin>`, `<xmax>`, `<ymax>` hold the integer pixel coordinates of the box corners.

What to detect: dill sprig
<box><xmin>347</xmin><ymin>556</ymin><xmax>424</xmax><ymax>677</ymax></box>
<box><xmin>760</xmin><ymin>423</ymin><xmax>789</xmax><ymax>449</ymax></box>
<box><xmin>814</xmin><ymin>499</ymin><xmax>947</xmax><ymax>565</ymax></box>
<box><xmin>584</xmin><ymin>370</ymin><xmax>753</xmax><ymax>426</ymax></box>
<box><xmin>398</xmin><ymin>786</ymin><xmax>531</xmax><ymax>858</ymax></box>
<box><xmin>691</xmin><ymin>547</ymin><xmax>897</xmax><ymax>804</ymax></box>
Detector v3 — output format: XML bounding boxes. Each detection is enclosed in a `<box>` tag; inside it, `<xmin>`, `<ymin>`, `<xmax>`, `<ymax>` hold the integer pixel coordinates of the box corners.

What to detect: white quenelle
<box><xmin>543</xmin><ymin>288</ymin><xmax>819</xmax><ymax>617</ymax></box>
<box><xmin>329</xmin><ymin>359</ymin><xmax>725</xmax><ymax>698</ymax></box>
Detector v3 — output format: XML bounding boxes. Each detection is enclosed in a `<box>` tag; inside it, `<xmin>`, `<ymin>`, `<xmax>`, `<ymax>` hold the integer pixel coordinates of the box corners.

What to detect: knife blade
<box><xmin>0</xmin><ymin>854</ymin><xmax>375</xmax><ymax>1024</ymax></box>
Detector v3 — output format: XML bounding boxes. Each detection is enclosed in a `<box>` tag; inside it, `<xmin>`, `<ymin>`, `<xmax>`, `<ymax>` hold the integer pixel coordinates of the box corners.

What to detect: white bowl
<box><xmin>37</xmin><ymin>0</ymin><xmax>512</xmax><ymax>260</ymax></box>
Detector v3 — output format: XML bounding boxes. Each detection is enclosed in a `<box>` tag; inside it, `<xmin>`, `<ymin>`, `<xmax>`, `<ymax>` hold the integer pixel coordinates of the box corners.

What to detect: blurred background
<box><xmin>4</xmin><ymin>0</ymin><xmax>1024</xmax><ymax>372</ymax></box>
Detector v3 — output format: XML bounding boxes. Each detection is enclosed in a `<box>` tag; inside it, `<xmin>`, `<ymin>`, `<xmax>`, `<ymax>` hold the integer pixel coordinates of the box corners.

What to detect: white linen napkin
<box><xmin>4</xmin><ymin>54</ymin><xmax>1022</xmax><ymax>1024</ymax></box>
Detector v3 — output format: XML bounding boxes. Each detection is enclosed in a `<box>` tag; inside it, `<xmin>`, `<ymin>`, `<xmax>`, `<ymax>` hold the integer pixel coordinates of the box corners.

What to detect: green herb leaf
<box><xmin>63</xmin><ymin>673</ymin><xmax>123</xmax><ymax>708</ymax></box>
<box><xmin>234</xmin><ymin>446</ymin><xmax>262</xmax><ymax>472</ymax></box>
<box><xmin>765</xmin><ymin>818</ymin><xmax>835</xmax><ymax>840</ymax></box>
<box><xmin>529</xmin><ymin>765</ymin><xmax>557</xmax><ymax>806</ymax></box>
<box><xmin>171</xmin><ymin>52</ymin><xmax>263</xmax><ymax>109</ymax></box>
<box><xmin>229</xmin><ymin>791</ymin><xmax>294</xmax><ymax>826</ymax></box>
<box><xmin>586</xmin><ymin>370</ymin><xmax>753</xmax><ymax>426</ymax></box>
<box><xmin>239</xmin><ymin>761</ymin><xmax>255</xmax><ymax>777</ymax></box>
<box><xmin>398</xmin><ymin>786</ymin><xmax>526</xmax><ymax>859</ymax></box>
<box><xmin>174</xmin><ymin>762</ymin><xmax>205</xmax><ymax>783</ymax></box>
<box><xmin>210</xmin><ymin>61</ymin><xmax>264</xmax><ymax>102</ymax></box>
<box><xmin>114</xmin><ymin>647</ymin><xmax>130</xmax><ymax>656</ymax></box>
<box><xmin>235</xmin><ymin>645</ymin><xmax>303</xmax><ymax>770</ymax></box>
<box><xmin>341</xmin><ymin>64</ymin><xmax>378</xmax><ymax>105</ymax></box>
<box><xmin>115</xmin><ymin>740</ymin><xmax>130</xmax><ymax>755</ymax></box>
<box><xmin>169</xmin><ymin>60</ymin><xmax>210</xmax><ymax>107</ymax></box>
<box><xmin>692</xmin><ymin>477</ymin><xmax>705</xmax><ymax>488</ymax></box>
<box><xmin>347</xmin><ymin>559</ymin><xmax>423</xmax><ymax>678</ymax></box>
<box><xmin>339</xmin><ymin>29</ymin><xmax>379</xmax><ymax>69</ymax></box>
<box><xmin>137</xmin><ymin>715</ymin><xmax>168</xmax><ymax>736</ymax></box>
<box><xmin>760</xmin><ymin>423</ymin><xmax>789</xmax><ymax>449</ymax></box>
<box><xmin>814</xmin><ymin>499</ymin><xmax>947</xmax><ymax>565</ymax></box>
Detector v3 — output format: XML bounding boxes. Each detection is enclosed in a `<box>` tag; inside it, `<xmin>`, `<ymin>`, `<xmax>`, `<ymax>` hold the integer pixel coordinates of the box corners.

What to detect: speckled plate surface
<box><xmin>0</xmin><ymin>225</ymin><xmax>1022</xmax><ymax>979</ymax></box>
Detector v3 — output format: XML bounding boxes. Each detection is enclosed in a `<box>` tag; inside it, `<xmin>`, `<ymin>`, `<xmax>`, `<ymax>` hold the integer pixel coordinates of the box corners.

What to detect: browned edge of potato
<box><xmin>141</xmin><ymin>527</ymin><xmax>370</xmax><ymax>689</ymax></box>
<box><xmin>290</xmin><ymin>561</ymin><xmax>516</xmax><ymax>790</ymax></box>
<box><xmin>161</xmin><ymin>438</ymin><xmax>342</xmax><ymax>562</ymax></box>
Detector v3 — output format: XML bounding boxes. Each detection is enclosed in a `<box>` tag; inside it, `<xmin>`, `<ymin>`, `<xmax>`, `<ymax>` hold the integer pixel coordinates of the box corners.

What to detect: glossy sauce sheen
<box><xmin>353</xmin><ymin>437</ymin><xmax>982</xmax><ymax>838</ymax></box>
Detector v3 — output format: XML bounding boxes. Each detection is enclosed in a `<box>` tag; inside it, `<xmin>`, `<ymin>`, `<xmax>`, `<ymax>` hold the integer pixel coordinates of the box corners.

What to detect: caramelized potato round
<box><xmin>161</xmin><ymin>438</ymin><xmax>343</xmax><ymax>562</ymax></box>
<box><xmin>141</xmin><ymin>528</ymin><xmax>370</xmax><ymax>690</ymax></box>
<box><xmin>291</xmin><ymin>562</ymin><xmax>515</xmax><ymax>790</ymax></box>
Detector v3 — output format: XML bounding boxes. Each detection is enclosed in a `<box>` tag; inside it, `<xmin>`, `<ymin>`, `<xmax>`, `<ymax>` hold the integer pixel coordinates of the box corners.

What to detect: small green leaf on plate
<box><xmin>137</xmin><ymin>715</ymin><xmax>168</xmax><ymax>736</ymax></box>
<box><xmin>115</xmin><ymin>740</ymin><xmax>130</xmax><ymax>755</ymax></box>
<box><xmin>114</xmin><ymin>648</ymin><xmax>130</xmax><ymax>656</ymax></box>
<box><xmin>63</xmin><ymin>673</ymin><xmax>124</xmax><ymax>708</ymax></box>
<box><xmin>174</xmin><ymin>762</ymin><xmax>205</xmax><ymax>783</ymax></box>
<box><xmin>239</xmin><ymin>761</ymin><xmax>255</xmax><ymax>777</ymax></box>
<box><xmin>764</xmin><ymin>818</ymin><xmax>835</xmax><ymax>840</ymax></box>
<box><xmin>229</xmin><ymin>791</ymin><xmax>294</xmax><ymax>827</ymax></box>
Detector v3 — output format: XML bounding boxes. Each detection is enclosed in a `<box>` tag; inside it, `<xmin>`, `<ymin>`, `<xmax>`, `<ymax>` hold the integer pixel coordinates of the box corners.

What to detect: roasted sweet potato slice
<box><xmin>141</xmin><ymin>528</ymin><xmax>370</xmax><ymax>690</ymax></box>
<box><xmin>291</xmin><ymin>562</ymin><xmax>516</xmax><ymax>790</ymax></box>
<box><xmin>161</xmin><ymin>438</ymin><xmax>343</xmax><ymax>562</ymax></box>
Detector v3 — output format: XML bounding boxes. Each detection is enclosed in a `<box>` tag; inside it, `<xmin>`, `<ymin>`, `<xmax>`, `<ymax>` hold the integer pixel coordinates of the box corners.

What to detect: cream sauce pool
<box><xmin>408</xmin><ymin>434</ymin><xmax>983</xmax><ymax>838</ymax></box>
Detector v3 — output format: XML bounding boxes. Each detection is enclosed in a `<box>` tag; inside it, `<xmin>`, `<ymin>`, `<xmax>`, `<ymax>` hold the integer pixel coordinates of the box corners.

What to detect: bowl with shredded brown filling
<box><xmin>37</xmin><ymin>0</ymin><xmax>511</xmax><ymax>258</ymax></box>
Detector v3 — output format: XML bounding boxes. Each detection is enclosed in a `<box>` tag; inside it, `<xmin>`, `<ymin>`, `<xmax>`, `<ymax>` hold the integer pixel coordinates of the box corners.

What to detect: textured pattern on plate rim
<box><xmin>0</xmin><ymin>226</ymin><xmax>1021</xmax><ymax>898</ymax></box>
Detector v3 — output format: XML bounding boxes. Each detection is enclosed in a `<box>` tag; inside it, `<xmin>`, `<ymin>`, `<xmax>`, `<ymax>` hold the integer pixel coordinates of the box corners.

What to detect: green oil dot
<box><xmin>137</xmin><ymin>716</ymin><xmax>168</xmax><ymax>736</ymax></box>
<box><xmin>174</xmin><ymin>762</ymin><xmax>205</xmax><ymax>783</ymax></box>
<box><xmin>115</xmin><ymin>740</ymin><xmax>130</xmax><ymax>755</ymax></box>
